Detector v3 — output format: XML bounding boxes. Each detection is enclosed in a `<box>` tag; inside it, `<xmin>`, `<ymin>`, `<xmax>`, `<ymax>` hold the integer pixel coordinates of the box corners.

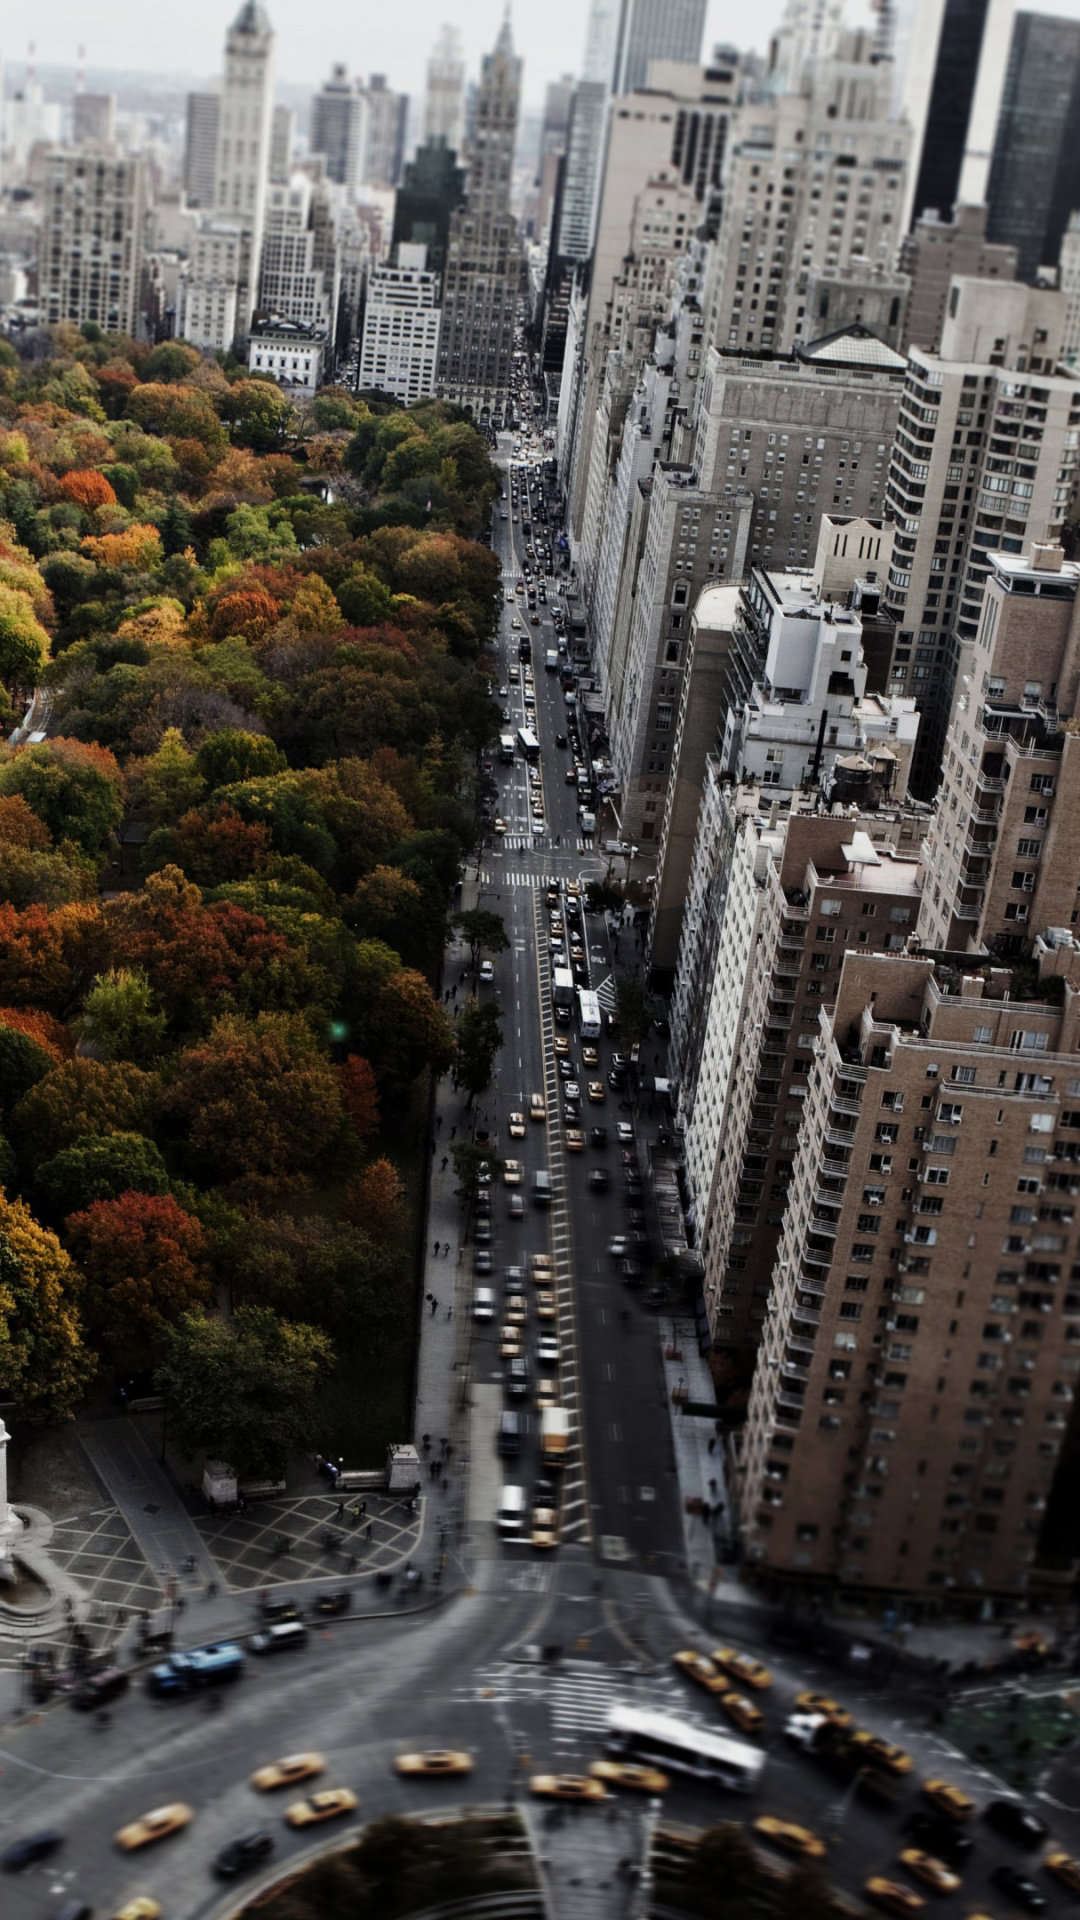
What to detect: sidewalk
<box><xmin>79</xmin><ymin>1421</ymin><xmax>212</xmax><ymax>1591</ymax></box>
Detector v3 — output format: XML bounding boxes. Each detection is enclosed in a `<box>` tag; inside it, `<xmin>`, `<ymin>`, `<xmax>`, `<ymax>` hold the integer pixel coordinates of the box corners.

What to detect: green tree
<box><xmin>362</xmin><ymin>967</ymin><xmax>455</xmax><ymax>1096</ymax></box>
<box><xmin>35</xmin><ymin>1130</ymin><xmax>169</xmax><ymax>1220</ymax></box>
<box><xmin>0</xmin><ymin>1022</ymin><xmax>54</xmax><ymax>1115</ymax></box>
<box><xmin>195</xmin><ymin>728</ymin><xmax>287</xmax><ymax>791</ymax></box>
<box><xmin>450</xmin><ymin>1139</ymin><xmax>501</xmax><ymax>1198</ymax></box>
<box><xmin>154</xmin><ymin>1305</ymin><xmax>332</xmax><ymax>1477</ymax></box>
<box><xmin>455</xmin><ymin>908</ymin><xmax>510</xmax><ymax>973</ymax></box>
<box><xmin>0</xmin><ymin>1193</ymin><xmax>93</xmax><ymax>1420</ymax></box>
<box><xmin>140</xmin><ymin>728</ymin><xmax>207</xmax><ymax>825</ymax></box>
<box><xmin>13</xmin><ymin>1058</ymin><xmax>158</xmax><ymax>1160</ymax></box>
<box><xmin>0</xmin><ymin>739</ymin><xmax>124</xmax><ymax>861</ymax></box>
<box><xmin>0</xmin><ymin>583</ymin><xmax>50</xmax><ymax>693</ymax></box>
<box><xmin>75</xmin><ymin>968</ymin><xmax>167</xmax><ymax>1064</ymax></box>
<box><xmin>454</xmin><ymin>999</ymin><xmax>503</xmax><ymax>1103</ymax></box>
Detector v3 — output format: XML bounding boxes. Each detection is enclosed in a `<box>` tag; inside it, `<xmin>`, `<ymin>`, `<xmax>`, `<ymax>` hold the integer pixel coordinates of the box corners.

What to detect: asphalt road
<box><xmin>4</xmin><ymin>430</ymin><xmax>1080</xmax><ymax>1920</ymax></box>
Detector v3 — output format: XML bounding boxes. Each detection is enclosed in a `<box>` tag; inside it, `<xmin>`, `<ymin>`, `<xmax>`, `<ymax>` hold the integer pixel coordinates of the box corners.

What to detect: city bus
<box><xmin>499</xmin><ymin>734</ymin><xmax>516</xmax><ymax>764</ymax></box>
<box><xmin>517</xmin><ymin>727</ymin><xmax>540</xmax><ymax>763</ymax></box>
<box><xmin>605</xmin><ymin>1706</ymin><xmax>765</xmax><ymax>1791</ymax></box>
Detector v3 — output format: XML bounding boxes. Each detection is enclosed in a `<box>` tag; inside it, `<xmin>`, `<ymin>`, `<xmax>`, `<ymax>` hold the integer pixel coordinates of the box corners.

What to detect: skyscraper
<box><xmin>985</xmin><ymin>11</ymin><xmax>1080</xmax><ymax>283</ymax></box>
<box><xmin>360</xmin><ymin>76</ymin><xmax>409</xmax><ymax>190</ymax></box>
<box><xmin>178</xmin><ymin>1</ymin><xmax>275</xmax><ymax>350</ymax></box>
<box><xmin>436</xmin><ymin>17</ymin><xmax>523</xmax><ymax>421</ymax></box>
<box><xmin>391</xmin><ymin>138</ymin><xmax>466</xmax><ymax>278</ymax></box>
<box><xmin>72</xmin><ymin>93</ymin><xmax>116</xmax><ymax>147</ymax></box>
<box><xmin>424</xmin><ymin>25</ymin><xmax>466</xmax><ymax>153</ymax></box>
<box><xmin>310</xmin><ymin>64</ymin><xmax>366</xmax><ymax>198</ymax></box>
<box><xmin>612</xmin><ymin>0</ymin><xmax>708</xmax><ymax>93</ymax></box>
<box><xmin>183</xmin><ymin>91</ymin><xmax>219</xmax><ymax>209</ymax></box>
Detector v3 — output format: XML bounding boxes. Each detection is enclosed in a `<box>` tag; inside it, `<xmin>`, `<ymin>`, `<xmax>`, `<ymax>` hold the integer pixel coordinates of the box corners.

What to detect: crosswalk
<box><xmin>467</xmin><ymin>1658</ymin><xmax>690</xmax><ymax>1749</ymax></box>
<box><xmin>593</xmin><ymin>972</ymin><xmax>618</xmax><ymax>1012</ymax></box>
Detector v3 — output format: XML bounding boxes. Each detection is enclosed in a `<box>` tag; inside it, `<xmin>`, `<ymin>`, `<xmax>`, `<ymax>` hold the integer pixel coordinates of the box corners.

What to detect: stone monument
<box><xmin>0</xmin><ymin>1417</ymin><xmax>25</xmax><ymax>1582</ymax></box>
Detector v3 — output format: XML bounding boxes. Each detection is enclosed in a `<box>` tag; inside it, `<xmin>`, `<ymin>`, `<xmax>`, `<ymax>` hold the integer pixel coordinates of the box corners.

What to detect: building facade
<box><xmin>39</xmin><ymin>149</ymin><xmax>146</xmax><ymax>336</ymax></box>
<box><xmin>737</xmin><ymin>942</ymin><xmax>1080</xmax><ymax>1602</ymax></box>
<box><xmin>359</xmin><ymin>243</ymin><xmax>441</xmax><ymax>403</ymax></box>
<box><xmin>424</xmin><ymin>25</ymin><xmax>466</xmax><ymax>153</ymax></box>
<box><xmin>179</xmin><ymin>0</ymin><xmax>274</xmax><ymax>349</ymax></box>
<box><xmin>183</xmin><ymin>91</ymin><xmax>220</xmax><ymax>210</ymax></box>
<box><xmin>310</xmin><ymin>64</ymin><xmax>365</xmax><ymax>197</ymax></box>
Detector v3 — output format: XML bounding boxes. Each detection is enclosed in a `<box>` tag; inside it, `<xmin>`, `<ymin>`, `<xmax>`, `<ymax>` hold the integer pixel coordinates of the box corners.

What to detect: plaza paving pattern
<box><xmin>192</xmin><ymin>1490</ymin><xmax>426</xmax><ymax>1593</ymax></box>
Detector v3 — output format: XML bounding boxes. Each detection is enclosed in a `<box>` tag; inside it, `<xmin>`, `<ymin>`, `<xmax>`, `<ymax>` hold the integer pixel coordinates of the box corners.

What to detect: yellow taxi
<box><xmin>531</xmin><ymin>1254</ymin><xmax>554</xmax><ymax>1282</ymax></box>
<box><xmin>922</xmin><ymin>1779</ymin><xmax>975</xmax><ymax>1821</ymax></box>
<box><xmin>395</xmin><ymin>1750</ymin><xmax>474</xmax><ymax>1777</ymax></box>
<box><xmin>493</xmin><ymin>817</ymin><xmax>507</xmax><ymax>835</ymax></box>
<box><xmin>851</xmin><ymin>1731</ymin><xmax>914</xmax><ymax>1774</ymax></box>
<box><xmin>535</xmin><ymin>1380</ymin><xmax>559</xmax><ymax>1410</ymax></box>
<box><xmin>530</xmin><ymin>1094</ymin><xmax>546</xmax><ymax>1120</ymax></box>
<box><xmin>114</xmin><ymin>1902</ymin><xmax>162</xmax><ymax>1920</ymax></box>
<box><xmin>587</xmin><ymin>1081</ymin><xmax>605</xmax><ymax>1103</ymax></box>
<box><xmin>554</xmin><ymin>1037</ymin><xmax>570</xmax><ymax>1057</ymax></box>
<box><xmin>499</xmin><ymin>1327</ymin><xmax>522</xmax><ymax>1358</ymax></box>
<box><xmin>794</xmin><ymin>1692</ymin><xmax>852</xmax><ymax>1727</ymax></box>
<box><xmin>115</xmin><ymin>1805</ymin><xmax>193</xmax><ymax>1852</ymax></box>
<box><xmin>285</xmin><ymin>1788</ymin><xmax>358</xmax><ymax>1828</ymax></box>
<box><xmin>531</xmin><ymin>1506</ymin><xmax>560</xmax><ymax>1549</ymax></box>
<box><xmin>504</xmin><ymin>1296</ymin><xmax>528</xmax><ymax>1324</ymax></box>
<box><xmin>535</xmin><ymin>1290</ymin><xmax>557</xmax><ymax>1321</ymax></box>
<box><xmin>252</xmin><ymin>1751</ymin><xmax>325</xmax><ymax>1791</ymax></box>
<box><xmin>566</xmin><ymin>881</ymin><xmax>581</xmax><ymax>898</ymax></box>
<box><xmin>672</xmin><ymin>1650</ymin><xmax>730</xmax><ymax>1696</ymax></box>
<box><xmin>865</xmin><ymin>1878</ymin><xmax>926</xmax><ymax>1916</ymax></box>
<box><xmin>713</xmin><ymin>1648</ymin><xmax>773</xmax><ymax>1691</ymax></box>
<box><xmin>753</xmin><ymin>1817</ymin><xmax>827</xmax><ymax>1861</ymax></box>
<box><xmin>508</xmin><ymin>1112</ymin><xmax>526</xmax><ymax>1138</ymax></box>
<box><xmin>504</xmin><ymin>1159</ymin><xmax>523</xmax><ymax>1185</ymax></box>
<box><xmin>565</xmin><ymin>1128</ymin><xmax>585</xmax><ymax>1152</ymax></box>
<box><xmin>1046</xmin><ymin>1854</ymin><xmax>1080</xmax><ymax>1896</ymax></box>
<box><xmin>723</xmin><ymin>1693</ymin><xmax>765</xmax><ymax>1736</ymax></box>
<box><xmin>530</xmin><ymin>1773</ymin><xmax>606</xmax><ymax>1802</ymax></box>
<box><xmin>898</xmin><ymin>1851</ymin><xmax>962</xmax><ymax>1894</ymax></box>
<box><xmin>582</xmin><ymin>1045</ymin><xmax>599</xmax><ymax>1068</ymax></box>
<box><xmin>590</xmin><ymin>1761</ymin><xmax>669</xmax><ymax>1793</ymax></box>
<box><xmin>1014</xmin><ymin>1631</ymin><xmax>1050</xmax><ymax>1656</ymax></box>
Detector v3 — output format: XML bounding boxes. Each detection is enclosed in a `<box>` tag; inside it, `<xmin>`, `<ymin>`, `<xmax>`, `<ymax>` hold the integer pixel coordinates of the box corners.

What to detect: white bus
<box><xmin>578</xmin><ymin>988</ymin><xmax>601</xmax><ymax>1039</ymax></box>
<box><xmin>517</xmin><ymin>727</ymin><xmax>540</xmax><ymax>763</ymax></box>
<box><xmin>605</xmin><ymin>1706</ymin><xmax>765</xmax><ymax>1791</ymax></box>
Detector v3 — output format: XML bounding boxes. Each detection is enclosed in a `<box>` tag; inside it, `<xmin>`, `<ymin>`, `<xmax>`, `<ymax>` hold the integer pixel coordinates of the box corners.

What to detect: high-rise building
<box><xmin>436</xmin><ymin>18</ymin><xmax>523</xmax><ymax>422</ymax></box>
<box><xmin>903</xmin><ymin>0</ymin><xmax>996</xmax><ymax>229</ymax></box>
<box><xmin>360</xmin><ymin>76</ymin><xmax>409</xmax><ymax>190</ymax></box>
<box><xmin>391</xmin><ymin>138</ymin><xmax>466</xmax><ymax>279</ymax></box>
<box><xmin>612</xmin><ymin>0</ymin><xmax>708</xmax><ymax>93</ymax></box>
<box><xmin>270</xmin><ymin>104</ymin><xmax>293</xmax><ymax>184</ymax></box>
<box><xmin>258</xmin><ymin>171</ymin><xmax>339</xmax><ymax>334</ymax></box>
<box><xmin>72</xmin><ymin>93</ymin><xmax>116</xmax><ymax>147</ymax></box>
<box><xmin>919</xmin><ymin>542</ymin><xmax>1080</xmax><ymax>955</ymax></box>
<box><xmin>1060</xmin><ymin>213</ymin><xmax>1080</xmax><ymax>368</ymax></box>
<box><xmin>310</xmin><ymin>65</ymin><xmax>366</xmax><ymax>198</ymax></box>
<box><xmin>359</xmin><ymin>243</ymin><xmax>441</xmax><ymax>404</ymax></box>
<box><xmin>899</xmin><ymin>203</ymin><xmax>1015</xmax><ymax>354</ymax></box>
<box><xmin>881</xmin><ymin>277</ymin><xmax>1078</xmax><ymax>796</ymax></box>
<box><xmin>39</xmin><ymin>149</ymin><xmax>146</xmax><ymax>335</ymax></box>
<box><xmin>183</xmin><ymin>91</ymin><xmax>219</xmax><ymax>209</ymax></box>
<box><xmin>736</xmin><ymin>935</ymin><xmax>1080</xmax><ymax>1602</ymax></box>
<box><xmin>424</xmin><ymin>25</ymin><xmax>466</xmax><ymax>153</ymax></box>
<box><xmin>179</xmin><ymin>2</ymin><xmax>275</xmax><ymax>350</ymax></box>
<box><xmin>985</xmin><ymin>11</ymin><xmax>1080</xmax><ymax>284</ymax></box>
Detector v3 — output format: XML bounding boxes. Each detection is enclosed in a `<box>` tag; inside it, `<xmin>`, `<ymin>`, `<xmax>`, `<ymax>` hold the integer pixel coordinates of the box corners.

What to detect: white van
<box><xmin>496</xmin><ymin>1485</ymin><xmax>527</xmax><ymax>1536</ymax></box>
<box><xmin>473</xmin><ymin>1286</ymin><xmax>495</xmax><ymax>1322</ymax></box>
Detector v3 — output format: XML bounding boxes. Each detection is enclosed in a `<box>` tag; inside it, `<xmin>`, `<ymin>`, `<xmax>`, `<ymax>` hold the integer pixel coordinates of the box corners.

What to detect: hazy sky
<box><xmin>4</xmin><ymin>0</ymin><xmax>789</xmax><ymax>103</ymax></box>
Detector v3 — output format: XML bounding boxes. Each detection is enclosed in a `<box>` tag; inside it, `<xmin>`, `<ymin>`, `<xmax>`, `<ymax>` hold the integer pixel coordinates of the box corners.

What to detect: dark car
<box><xmin>260</xmin><ymin>1595</ymin><xmax>302</xmax><ymax>1622</ymax></box>
<box><xmin>985</xmin><ymin>1801</ymin><xmax>1050</xmax><ymax>1849</ymax></box>
<box><xmin>508</xmin><ymin>1193</ymin><xmax>525</xmax><ymax>1219</ymax></box>
<box><xmin>506</xmin><ymin>1356</ymin><xmax>529</xmax><ymax>1398</ymax></box>
<box><xmin>2</xmin><ymin>1831</ymin><xmax>64</xmax><ymax>1872</ymax></box>
<box><xmin>903</xmin><ymin>1812</ymin><xmax>974</xmax><ymax>1865</ymax></box>
<box><xmin>619</xmin><ymin>1258</ymin><xmax>643</xmax><ymax>1285</ymax></box>
<box><xmin>72</xmin><ymin>1665</ymin><xmax>130</xmax><ymax>1710</ymax></box>
<box><xmin>990</xmin><ymin>1867</ymin><xmax>1048</xmax><ymax>1912</ymax></box>
<box><xmin>555</xmin><ymin>732</ymin><xmax>567</xmax><ymax>747</ymax></box>
<box><xmin>474</xmin><ymin>1251</ymin><xmax>494</xmax><ymax>1275</ymax></box>
<box><xmin>214</xmin><ymin>1830</ymin><xmax>275</xmax><ymax>1878</ymax></box>
<box><xmin>588</xmin><ymin>1168</ymin><xmax>610</xmax><ymax>1190</ymax></box>
<box><xmin>626</xmin><ymin>1208</ymin><xmax>647</xmax><ymax>1230</ymax></box>
<box><xmin>473</xmin><ymin>1221</ymin><xmax>493</xmax><ymax>1244</ymax></box>
<box><xmin>313</xmin><ymin>1591</ymin><xmax>350</xmax><ymax>1616</ymax></box>
<box><xmin>590</xmin><ymin>1127</ymin><xmax>608</xmax><ymax>1147</ymax></box>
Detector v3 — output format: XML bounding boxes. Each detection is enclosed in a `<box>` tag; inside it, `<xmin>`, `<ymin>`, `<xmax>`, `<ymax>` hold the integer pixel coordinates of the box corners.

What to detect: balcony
<box><xmin>820</xmin><ymin>1156</ymin><xmax>852</xmax><ymax>1178</ymax></box>
<box><xmin>829</xmin><ymin>1096</ymin><xmax>863</xmax><ymax>1120</ymax></box>
<box><xmin>969</xmin><ymin>807</ymin><xmax>1000</xmax><ymax>825</ymax></box>
<box><xmin>775</xmin><ymin>1393</ymin><xmax>806</xmax><ymax>1416</ymax></box>
<box><xmin>825</xmin><ymin>1127</ymin><xmax>858</xmax><ymax>1150</ymax></box>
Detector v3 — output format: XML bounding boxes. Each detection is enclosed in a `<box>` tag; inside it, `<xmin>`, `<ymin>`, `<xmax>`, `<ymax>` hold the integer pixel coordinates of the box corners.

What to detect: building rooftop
<box><xmin>798</xmin><ymin>323</ymin><xmax>907</xmax><ymax>372</ymax></box>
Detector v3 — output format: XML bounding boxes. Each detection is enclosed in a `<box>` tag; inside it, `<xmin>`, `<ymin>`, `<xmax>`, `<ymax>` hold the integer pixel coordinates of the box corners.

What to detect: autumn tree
<box><xmin>362</xmin><ymin>967</ymin><xmax>455</xmax><ymax>1096</ymax></box>
<box><xmin>67</xmin><ymin>1192</ymin><xmax>210</xmax><ymax>1367</ymax></box>
<box><xmin>165</xmin><ymin>1011</ymin><xmax>344</xmax><ymax>1187</ymax></box>
<box><xmin>0</xmin><ymin>1192</ymin><xmax>92</xmax><ymax>1419</ymax></box>
<box><xmin>139</xmin><ymin>728</ymin><xmax>207</xmax><ymax>825</ymax></box>
<box><xmin>154</xmin><ymin>1305</ymin><xmax>332</xmax><ymax>1476</ymax></box>
<box><xmin>36</xmin><ymin>1130</ymin><xmax>169</xmax><ymax>1220</ymax></box>
<box><xmin>75</xmin><ymin>968</ymin><xmax>167</xmax><ymax>1064</ymax></box>
<box><xmin>13</xmin><ymin>1057</ymin><xmax>158</xmax><ymax>1159</ymax></box>
<box><xmin>342</xmin><ymin>1158</ymin><xmax>407</xmax><ymax>1242</ymax></box>
<box><xmin>147</xmin><ymin>804</ymin><xmax>273</xmax><ymax>887</ymax></box>
<box><xmin>0</xmin><ymin>583</ymin><xmax>50</xmax><ymax>693</ymax></box>
<box><xmin>338</xmin><ymin>1054</ymin><xmax>380</xmax><ymax>1140</ymax></box>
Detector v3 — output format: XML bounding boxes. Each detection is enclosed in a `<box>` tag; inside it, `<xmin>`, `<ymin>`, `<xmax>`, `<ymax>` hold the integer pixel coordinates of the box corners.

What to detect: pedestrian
<box><xmin>443</xmin><ymin>1242</ymin><xmax>450</xmax><ymax>1257</ymax></box>
<box><xmin>708</xmin><ymin>1436</ymin><xmax>716</xmax><ymax>1453</ymax></box>
<box><xmin>205</xmin><ymin>1580</ymin><xmax>218</xmax><ymax>1600</ymax></box>
<box><xmin>442</xmin><ymin>1477</ymin><xmax>449</xmax><ymax>1493</ymax></box>
<box><xmin>446</xmin><ymin>1304</ymin><xmax>453</xmax><ymax>1320</ymax></box>
<box><xmin>436</xmin><ymin>1114</ymin><xmax>442</xmax><ymax>1132</ymax></box>
<box><xmin>441</xmin><ymin>1155</ymin><xmax>448</xmax><ymax>1171</ymax></box>
<box><xmin>348</xmin><ymin>1553</ymin><xmax>358</xmax><ymax>1573</ymax></box>
<box><xmin>351</xmin><ymin>1506</ymin><xmax>359</xmax><ymax>1528</ymax></box>
<box><xmin>430</xmin><ymin>1458</ymin><xmax>440</xmax><ymax>1480</ymax></box>
<box><xmin>422</xmin><ymin>1434</ymin><xmax>431</xmax><ymax>1451</ymax></box>
<box><xmin>430</xmin><ymin>1296</ymin><xmax>438</xmax><ymax>1315</ymax></box>
<box><xmin>450</xmin><ymin>1125</ymin><xmax>456</xmax><ymax>1139</ymax></box>
<box><xmin>445</xmin><ymin>1442</ymin><xmax>454</xmax><ymax>1461</ymax></box>
<box><xmin>441</xmin><ymin>1437</ymin><xmax>448</xmax><ymax>1454</ymax></box>
<box><xmin>337</xmin><ymin>1499</ymin><xmax>345</xmax><ymax>1518</ymax></box>
<box><xmin>365</xmin><ymin>1522</ymin><xmax>372</xmax><ymax>1540</ymax></box>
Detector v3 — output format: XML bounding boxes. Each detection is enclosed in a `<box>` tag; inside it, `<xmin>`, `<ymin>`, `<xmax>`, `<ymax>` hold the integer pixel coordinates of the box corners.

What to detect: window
<box><xmin>952</xmin><ymin>1066</ymin><xmax>976</xmax><ymax>1083</ymax></box>
<box><xmin>820</xmin><ymin>899</ymin><xmax>842</xmax><ymax>916</ymax></box>
<box><xmin>839</xmin><ymin>1301</ymin><xmax>863</xmax><ymax>1320</ymax></box>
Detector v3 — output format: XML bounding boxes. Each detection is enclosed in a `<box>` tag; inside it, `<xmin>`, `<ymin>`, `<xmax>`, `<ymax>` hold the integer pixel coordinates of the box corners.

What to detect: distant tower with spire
<box><xmin>179</xmin><ymin>1</ymin><xmax>276</xmax><ymax>351</ymax></box>
<box><xmin>436</xmin><ymin>11</ymin><xmax>524</xmax><ymax>423</ymax></box>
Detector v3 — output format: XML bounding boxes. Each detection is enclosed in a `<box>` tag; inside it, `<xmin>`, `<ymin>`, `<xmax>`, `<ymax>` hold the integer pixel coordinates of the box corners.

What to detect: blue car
<box><xmin>148</xmin><ymin>1641</ymin><xmax>245</xmax><ymax>1696</ymax></box>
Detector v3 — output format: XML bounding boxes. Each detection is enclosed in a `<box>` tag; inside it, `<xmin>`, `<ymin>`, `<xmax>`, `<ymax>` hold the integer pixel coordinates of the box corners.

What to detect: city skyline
<box><xmin>5</xmin><ymin>0</ymin><xmax>825</xmax><ymax>109</ymax></box>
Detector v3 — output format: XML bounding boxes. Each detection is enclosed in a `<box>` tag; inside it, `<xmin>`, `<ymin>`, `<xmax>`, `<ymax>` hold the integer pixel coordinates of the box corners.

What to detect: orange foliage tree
<box><xmin>66</xmin><ymin>1191</ymin><xmax>210</xmax><ymax>1366</ymax></box>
